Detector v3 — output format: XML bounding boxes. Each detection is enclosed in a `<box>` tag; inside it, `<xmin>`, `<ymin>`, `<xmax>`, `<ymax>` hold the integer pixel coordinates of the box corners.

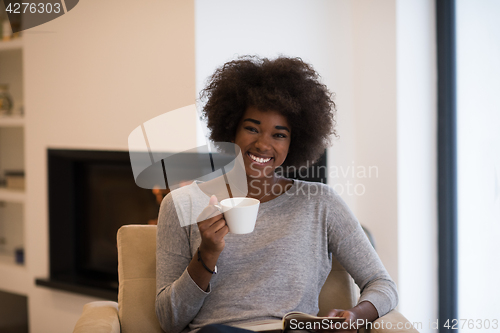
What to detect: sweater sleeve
<box><xmin>327</xmin><ymin>191</ymin><xmax>398</xmax><ymax>317</ymax></box>
<box><xmin>155</xmin><ymin>193</ymin><xmax>210</xmax><ymax>333</ymax></box>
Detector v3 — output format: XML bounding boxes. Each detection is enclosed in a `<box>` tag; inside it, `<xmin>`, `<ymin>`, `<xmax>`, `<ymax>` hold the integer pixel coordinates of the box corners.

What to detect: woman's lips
<box><xmin>247</xmin><ymin>152</ymin><xmax>273</xmax><ymax>165</ymax></box>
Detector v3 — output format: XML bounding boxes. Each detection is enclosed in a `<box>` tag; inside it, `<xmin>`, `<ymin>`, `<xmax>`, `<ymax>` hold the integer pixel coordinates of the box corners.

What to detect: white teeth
<box><xmin>249</xmin><ymin>153</ymin><xmax>271</xmax><ymax>164</ymax></box>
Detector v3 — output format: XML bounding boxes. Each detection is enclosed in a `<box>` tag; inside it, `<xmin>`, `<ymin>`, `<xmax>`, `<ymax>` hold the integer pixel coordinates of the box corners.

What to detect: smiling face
<box><xmin>233</xmin><ymin>106</ymin><xmax>291</xmax><ymax>179</ymax></box>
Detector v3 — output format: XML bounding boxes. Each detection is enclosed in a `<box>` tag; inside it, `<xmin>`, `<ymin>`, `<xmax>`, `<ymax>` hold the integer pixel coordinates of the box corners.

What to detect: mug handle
<box><xmin>214</xmin><ymin>204</ymin><xmax>223</xmax><ymax>213</ymax></box>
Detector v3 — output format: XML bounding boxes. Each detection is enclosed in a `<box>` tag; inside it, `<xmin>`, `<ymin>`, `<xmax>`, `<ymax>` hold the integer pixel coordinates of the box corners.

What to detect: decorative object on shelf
<box><xmin>0</xmin><ymin>84</ymin><xmax>13</xmax><ymax>115</ymax></box>
<box><xmin>1</xmin><ymin>0</ymin><xmax>22</xmax><ymax>40</ymax></box>
<box><xmin>0</xmin><ymin>236</ymin><xmax>6</xmax><ymax>253</ymax></box>
<box><xmin>14</xmin><ymin>101</ymin><xmax>24</xmax><ymax>116</ymax></box>
<box><xmin>2</xmin><ymin>18</ymin><xmax>12</xmax><ymax>41</ymax></box>
<box><xmin>15</xmin><ymin>247</ymin><xmax>24</xmax><ymax>264</ymax></box>
<box><xmin>4</xmin><ymin>170</ymin><xmax>25</xmax><ymax>190</ymax></box>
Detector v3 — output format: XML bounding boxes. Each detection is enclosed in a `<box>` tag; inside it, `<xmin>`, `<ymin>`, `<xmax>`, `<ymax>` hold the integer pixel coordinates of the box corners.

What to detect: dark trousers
<box><xmin>199</xmin><ymin>324</ymin><xmax>255</xmax><ymax>333</ymax></box>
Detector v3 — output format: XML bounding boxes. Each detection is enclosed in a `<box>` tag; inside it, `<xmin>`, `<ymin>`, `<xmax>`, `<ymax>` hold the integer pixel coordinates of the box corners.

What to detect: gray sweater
<box><xmin>156</xmin><ymin>180</ymin><xmax>398</xmax><ymax>333</ymax></box>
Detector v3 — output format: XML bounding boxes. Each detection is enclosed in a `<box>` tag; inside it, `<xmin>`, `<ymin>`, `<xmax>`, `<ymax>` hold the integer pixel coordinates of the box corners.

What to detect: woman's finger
<box><xmin>197</xmin><ymin>213</ymin><xmax>223</xmax><ymax>232</ymax></box>
<box><xmin>327</xmin><ymin>309</ymin><xmax>343</xmax><ymax>318</ymax></box>
<box><xmin>213</xmin><ymin>223</ymin><xmax>229</xmax><ymax>241</ymax></box>
<box><xmin>202</xmin><ymin>217</ymin><xmax>228</xmax><ymax>241</ymax></box>
<box><xmin>197</xmin><ymin>205</ymin><xmax>222</xmax><ymax>223</ymax></box>
<box><xmin>214</xmin><ymin>218</ymin><xmax>229</xmax><ymax>233</ymax></box>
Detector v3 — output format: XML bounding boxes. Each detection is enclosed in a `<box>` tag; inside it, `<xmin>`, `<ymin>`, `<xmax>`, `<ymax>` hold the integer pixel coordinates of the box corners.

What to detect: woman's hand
<box><xmin>197</xmin><ymin>195</ymin><xmax>229</xmax><ymax>257</ymax></box>
<box><xmin>326</xmin><ymin>301</ymin><xmax>378</xmax><ymax>332</ymax></box>
<box><xmin>326</xmin><ymin>309</ymin><xmax>358</xmax><ymax>333</ymax></box>
<box><xmin>188</xmin><ymin>195</ymin><xmax>229</xmax><ymax>291</ymax></box>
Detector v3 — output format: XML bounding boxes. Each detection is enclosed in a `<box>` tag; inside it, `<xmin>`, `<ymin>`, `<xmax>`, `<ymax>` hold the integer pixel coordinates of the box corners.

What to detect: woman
<box><xmin>156</xmin><ymin>56</ymin><xmax>398</xmax><ymax>333</ymax></box>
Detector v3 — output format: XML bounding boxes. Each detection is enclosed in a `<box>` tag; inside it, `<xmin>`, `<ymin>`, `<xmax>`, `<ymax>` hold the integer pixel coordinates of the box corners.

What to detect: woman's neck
<box><xmin>246</xmin><ymin>174</ymin><xmax>292</xmax><ymax>202</ymax></box>
<box><xmin>247</xmin><ymin>175</ymin><xmax>276</xmax><ymax>197</ymax></box>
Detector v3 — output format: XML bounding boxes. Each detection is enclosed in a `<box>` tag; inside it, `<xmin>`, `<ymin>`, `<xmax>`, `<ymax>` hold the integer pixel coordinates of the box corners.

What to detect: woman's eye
<box><xmin>245</xmin><ymin>126</ymin><xmax>258</xmax><ymax>133</ymax></box>
<box><xmin>275</xmin><ymin>133</ymin><xmax>287</xmax><ymax>139</ymax></box>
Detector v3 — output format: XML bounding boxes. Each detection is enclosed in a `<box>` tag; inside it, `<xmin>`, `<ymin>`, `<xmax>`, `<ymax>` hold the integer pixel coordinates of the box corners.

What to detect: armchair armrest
<box><xmin>73</xmin><ymin>301</ymin><xmax>121</xmax><ymax>333</ymax></box>
<box><xmin>361</xmin><ymin>310</ymin><xmax>419</xmax><ymax>333</ymax></box>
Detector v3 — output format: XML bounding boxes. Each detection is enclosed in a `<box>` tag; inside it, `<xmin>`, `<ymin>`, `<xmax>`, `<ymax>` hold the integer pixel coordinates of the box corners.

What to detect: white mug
<box><xmin>215</xmin><ymin>197</ymin><xmax>260</xmax><ymax>234</ymax></box>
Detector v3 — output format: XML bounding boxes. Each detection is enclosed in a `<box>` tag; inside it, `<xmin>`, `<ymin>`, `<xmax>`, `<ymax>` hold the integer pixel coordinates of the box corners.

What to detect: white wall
<box><xmin>396</xmin><ymin>0</ymin><xmax>438</xmax><ymax>330</ymax></box>
<box><xmin>349</xmin><ymin>0</ymin><xmax>399</xmax><ymax>285</ymax></box>
<box><xmin>456</xmin><ymin>0</ymin><xmax>500</xmax><ymax>323</ymax></box>
<box><xmin>23</xmin><ymin>1</ymin><xmax>196</xmax><ymax>332</ymax></box>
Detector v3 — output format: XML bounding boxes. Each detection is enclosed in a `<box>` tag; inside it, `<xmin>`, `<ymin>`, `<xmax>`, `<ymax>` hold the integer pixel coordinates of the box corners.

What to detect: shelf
<box><xmin>0</xmin><ymin>33</ymin><xmax>26</xmax><ymax>299</ymax></box>
<box><xmin>0</xmin><ymin>38</ymin><xmax>23</xmax><ymax>52</ymax></box>
<box><xmin>0</xmin><ymin>252</ymin><xmax>22</xmax><ymax>266</ymax></box>
<box><xmin>0</xmin><ymin>116</ymin><xmax>25</xmax><ymax>127</ymax></box>
<box><xmin>0</xmin><ymin>188</ymin><xmax>25</xmax><ymax>203</ymax></box>
<box><xmin>0</xmin><ymin>255</ymin><xmax>28</xmax><ymax>296</ymax></box>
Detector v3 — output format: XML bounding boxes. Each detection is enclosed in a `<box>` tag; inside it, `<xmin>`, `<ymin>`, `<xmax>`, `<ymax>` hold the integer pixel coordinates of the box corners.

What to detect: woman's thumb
<box><xmin>209</xmin><ymin>195</ymin><xmax>218</xmax><ymax>205</ymax></box>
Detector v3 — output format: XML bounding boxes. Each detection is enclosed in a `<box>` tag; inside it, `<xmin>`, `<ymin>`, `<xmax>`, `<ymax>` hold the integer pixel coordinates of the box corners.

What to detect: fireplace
<box><xmin>36</xmin><ymin>148</ymin><xmax>327</xmax><ymax>300</ymax></box>
<box><xmin>36</xmin><ymin>149</ymin><xmax>160</xmax><ymax>300</ymax></box>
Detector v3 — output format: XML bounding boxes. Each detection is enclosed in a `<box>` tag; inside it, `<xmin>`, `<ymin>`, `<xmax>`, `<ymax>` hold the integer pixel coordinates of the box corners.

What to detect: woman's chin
<box><xmin>244</xmin><ymin>162</ymin><xmax>279</xmax><ymax>179</ymax></box>
<box><xmin>245</xmin><ymin>171</ymin><xmax>275</xmax><ymax>180</ymax></box>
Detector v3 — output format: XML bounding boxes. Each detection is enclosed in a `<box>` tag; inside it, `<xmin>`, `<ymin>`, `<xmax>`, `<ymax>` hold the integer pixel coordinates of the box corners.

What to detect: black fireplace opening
<box><xmin>74</xmin><ymin>157</ymin><xmax>160</xmax><ymax>285</ymax></box>
<box><xmin>36</xmin><ymin>149</ymin><xmax>160</xmax><ymax>299</ymax></box>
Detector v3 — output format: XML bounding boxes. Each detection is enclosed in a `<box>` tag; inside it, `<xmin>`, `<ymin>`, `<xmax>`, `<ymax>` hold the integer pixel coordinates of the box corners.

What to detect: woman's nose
<box><xmin>255</xmin><ymin>135</ymin><xmax>271</xmax><ymax>151</ymax></box>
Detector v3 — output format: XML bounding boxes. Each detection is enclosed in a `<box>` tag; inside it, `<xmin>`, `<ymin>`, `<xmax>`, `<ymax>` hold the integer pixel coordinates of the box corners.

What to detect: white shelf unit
<box><xmin>0</xmin><ymin>188</ymin><xmax>25</xmax><ymax>203</ymax></box>
<box><xmin>0</xmin><ymin>116</ymin><xmax>25</xmax><ymax>127</ymax></box>
<box><xmin>0</xmin><ymin>255</ymin><xmax>29</xmax><ymax>296</ymax></box>
<box><xmin>0</xmin><ymin>38</ymin><xmax>26</xmax><ymax>272</ymax></box>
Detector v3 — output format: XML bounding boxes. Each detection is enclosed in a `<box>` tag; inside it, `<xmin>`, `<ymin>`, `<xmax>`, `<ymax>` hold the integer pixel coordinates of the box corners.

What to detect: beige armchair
<box><xmin>73</xmin><ymin>225</ymin><xmax>418</xmax><ymax>333</ymax></box>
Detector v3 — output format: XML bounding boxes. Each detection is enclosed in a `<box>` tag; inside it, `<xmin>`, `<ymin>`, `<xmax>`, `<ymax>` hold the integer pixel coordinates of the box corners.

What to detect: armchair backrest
<box><xmin>118</xmin><ymin>225</ymin><xmax>163</xmax><ymax>333</ymax></box>
<box><xmin>317</xmin><ymin>255</ymin><xmax>358</xmax><ymax>316</ymax></box>
<box><xmin>117</xmin><ymin>225</ymin><xmax>358</xmax><ymax>332</ymax></box>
